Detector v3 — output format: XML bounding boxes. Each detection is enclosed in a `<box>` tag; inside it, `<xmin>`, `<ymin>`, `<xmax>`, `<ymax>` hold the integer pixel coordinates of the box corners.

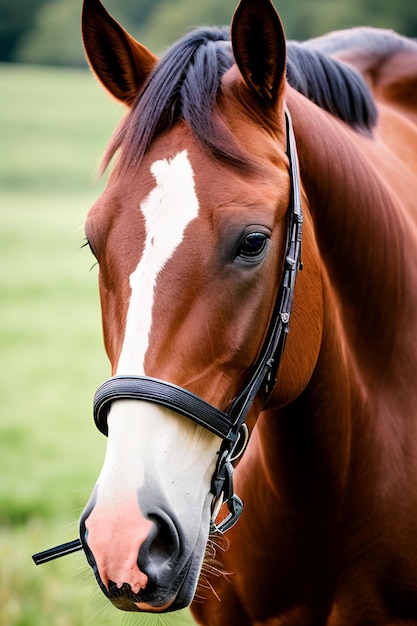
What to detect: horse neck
<box><xmin>253</xmin><ymin>281</ymin><xmax>360</xmax><ymax>514</ymax></box>
<box><xmin>247</xmin><ymin>91</ymin><xmax>417</xmax><ymax>516</ymax></box>
<box><xmin>288</xmin><ymin>89</ymin><xmax>417</xmax><ymax>392</ymax></box>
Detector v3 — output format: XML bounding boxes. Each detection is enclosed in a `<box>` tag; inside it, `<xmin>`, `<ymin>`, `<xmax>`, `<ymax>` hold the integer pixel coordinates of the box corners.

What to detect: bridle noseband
<box><xmin>32</xmin><ymin>109</ymin><xmax>302</xmax><ymax>565</ymax></box>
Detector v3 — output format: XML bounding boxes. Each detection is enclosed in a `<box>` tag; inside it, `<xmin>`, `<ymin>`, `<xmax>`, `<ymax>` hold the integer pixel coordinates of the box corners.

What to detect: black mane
<box><xmin>111</xmin><ymin>26</ymin><xmax>377</xmax><ymax>171</ymax></box>
<box><xmin>286</xmin><ymin>42</ymin><xmax>377</xmax><ymax>132</ymax></box>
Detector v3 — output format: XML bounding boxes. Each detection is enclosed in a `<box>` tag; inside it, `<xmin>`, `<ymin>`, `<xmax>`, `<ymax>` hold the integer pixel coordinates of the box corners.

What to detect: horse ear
<box><xmin>231</xmin><ymin>0</ymin><xmax>286</xmax><ymax>105</ymax></box>
<box><xmin>81</xmin><ymin>0</ymin><xmax>158</xmax><ymax>105</ymax></box>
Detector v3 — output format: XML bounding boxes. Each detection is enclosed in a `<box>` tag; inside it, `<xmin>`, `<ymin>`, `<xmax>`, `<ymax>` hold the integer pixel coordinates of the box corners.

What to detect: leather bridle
<box><xmin>93</xmin><ymin>108</ymin><xmax>303</xmax><ymax>531</ymax></box>
<box><xmin>32</xmin><ymin>108</ymin><xmax>303</xmax><ymax>564</ymax></box>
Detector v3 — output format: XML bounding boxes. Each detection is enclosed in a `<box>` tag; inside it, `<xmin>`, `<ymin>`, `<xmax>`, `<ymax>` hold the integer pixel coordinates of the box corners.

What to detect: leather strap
<box><xmin>94</xmin><ymin>375</ymin><xmax>233</xmax><ymax>439</ymax></box>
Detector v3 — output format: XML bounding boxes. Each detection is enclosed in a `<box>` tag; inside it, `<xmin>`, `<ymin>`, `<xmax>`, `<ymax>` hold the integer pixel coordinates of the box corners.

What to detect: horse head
<box><xmin>79</xmin><ymin>0</ymin><xmax>322</xmax><ymax>612</ymax></box>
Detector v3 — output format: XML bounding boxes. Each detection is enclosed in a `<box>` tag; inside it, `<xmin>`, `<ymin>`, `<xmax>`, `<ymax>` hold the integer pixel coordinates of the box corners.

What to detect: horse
<box><xmin>78</xmin><ymin>0</ymin><xmax>417</xmax><ymax>623</ymax></box>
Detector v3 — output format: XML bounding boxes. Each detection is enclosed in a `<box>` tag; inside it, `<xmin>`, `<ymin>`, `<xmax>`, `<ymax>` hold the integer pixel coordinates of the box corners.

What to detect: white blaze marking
<box><xmin>117</xmin><ymin>149</ymin><xmax>200</xmax><ymax>375</ymax></box>
<box><xmin>94</xmin><ymin>148</ymin><xmax>217</xmax><ymax>504</ymax></box>
<box><xmin>91</xmin><ymin>150</ymin><xmax>219</xmax><ymax>558</ymax></box>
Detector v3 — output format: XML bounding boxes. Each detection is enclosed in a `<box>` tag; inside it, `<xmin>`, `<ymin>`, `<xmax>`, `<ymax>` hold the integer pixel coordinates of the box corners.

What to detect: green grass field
<box><xmin>0</xmin><ymin>63</ymin><xmax>196</xmax><ymax>626</ymax></box>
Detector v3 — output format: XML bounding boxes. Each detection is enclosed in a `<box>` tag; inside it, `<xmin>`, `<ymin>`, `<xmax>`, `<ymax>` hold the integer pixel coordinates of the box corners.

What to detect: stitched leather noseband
<box><xmin>32</xmin><ymin>109</ymin><xmax>302</xmax><ymax>564</ymax></box>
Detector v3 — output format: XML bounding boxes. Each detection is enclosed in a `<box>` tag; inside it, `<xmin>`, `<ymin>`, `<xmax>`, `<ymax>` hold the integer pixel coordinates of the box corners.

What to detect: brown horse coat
<box><xmin>79</xmin><ymin>0</ymin><xmax>417</xmax><ymax>623</ymax></box>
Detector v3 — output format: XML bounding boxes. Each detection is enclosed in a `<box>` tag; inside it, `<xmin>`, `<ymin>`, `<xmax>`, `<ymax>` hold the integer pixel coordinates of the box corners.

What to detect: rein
<box><xmin>32</xmin><ymin>108</ymin><xmax>303</xmax><ymax>564</ymax></box>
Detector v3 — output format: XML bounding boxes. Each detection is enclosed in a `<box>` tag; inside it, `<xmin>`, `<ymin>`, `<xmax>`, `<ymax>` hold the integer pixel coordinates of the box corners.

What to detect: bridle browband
<box><xmin>32</xmin><ymin>108</ymin><xmax>303</xmax><ymax>565</ymax></box>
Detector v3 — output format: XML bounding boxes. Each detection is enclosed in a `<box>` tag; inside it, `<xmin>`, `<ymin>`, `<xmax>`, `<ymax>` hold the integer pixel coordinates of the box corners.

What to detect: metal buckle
<box><xmin>229</xmin><ymin>423</ymin><xmax>249</xmax><ymax>462</ymax></box>
<box><xmin>210</xmin><ymin>432</ymin><xmax>246</xmax><ymax>534</ymax></box>
<box><xmin>210</xmin><ymin>493</ymin><xmax>243</xmax><ymax>534</ymax></box>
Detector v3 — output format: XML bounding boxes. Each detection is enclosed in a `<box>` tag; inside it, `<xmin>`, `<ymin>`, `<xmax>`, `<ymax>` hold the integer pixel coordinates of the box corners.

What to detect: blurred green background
<box><xmin>1</xmin><ymin>0</ymin><xmax>415</xmax><ymax>625</ymax></box>
<box><xmin>1</xmin><ymin>0</ymin><xmax>416</xmax><ymax>65</ymax></box>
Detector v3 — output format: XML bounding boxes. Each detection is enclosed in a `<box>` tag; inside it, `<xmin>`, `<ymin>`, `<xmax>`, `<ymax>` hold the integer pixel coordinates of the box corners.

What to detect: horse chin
<box><xmin>108</xmin><ymin>585</ymin><xmax>194</xmax><ymax>614</ymax></box>
<box><xmin>110</xmin><ymin>598</ymin><xmax>174</xmax><ymax>613</ymax></box>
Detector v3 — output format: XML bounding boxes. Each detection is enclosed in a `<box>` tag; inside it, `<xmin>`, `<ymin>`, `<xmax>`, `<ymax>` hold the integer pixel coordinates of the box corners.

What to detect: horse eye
<box><xmin>237</xmin><ymin>232</ymin><xmax>268</xmax><ymax>261</ymax></box>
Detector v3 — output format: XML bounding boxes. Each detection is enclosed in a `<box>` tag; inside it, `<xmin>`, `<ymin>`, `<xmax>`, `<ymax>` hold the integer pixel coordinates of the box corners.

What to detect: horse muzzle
<box><xmin>78</xmin><ymin>487</ymin><xmax>209</xmax><ymax>613</ymax></box>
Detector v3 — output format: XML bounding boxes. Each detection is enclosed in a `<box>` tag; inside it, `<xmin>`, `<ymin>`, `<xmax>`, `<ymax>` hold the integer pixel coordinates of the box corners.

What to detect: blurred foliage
<box><xmin>15</xmin><ymin>0</ymin><xmax>85</xmax><ymax>67</ymax></box>
<box><xmin>1</xmin><ymin>0</ymin><xmax>416</xmax><ymax>66</ymax></box>
<box><xmin>0</xmin><ymin>0</ymin><xmax>48</xmax><ymax>61</ymax></box>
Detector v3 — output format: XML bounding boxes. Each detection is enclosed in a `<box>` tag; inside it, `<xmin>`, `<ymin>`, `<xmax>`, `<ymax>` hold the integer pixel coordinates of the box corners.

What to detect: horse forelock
<box><xmin>103</xmin><ymin>27</ymin><xmax>254</xmax><ymax>175</ymax></box>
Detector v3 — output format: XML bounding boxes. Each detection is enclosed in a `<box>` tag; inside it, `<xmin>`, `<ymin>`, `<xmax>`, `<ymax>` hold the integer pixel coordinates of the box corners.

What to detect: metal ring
<box><xmin>230</xmin><ymin>424</ymin><xmax>249</xmax><ymax>462</ymax></box>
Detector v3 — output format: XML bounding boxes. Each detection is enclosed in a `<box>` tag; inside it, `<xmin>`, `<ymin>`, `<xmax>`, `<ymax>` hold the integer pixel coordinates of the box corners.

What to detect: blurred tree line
<box><xmin>1</xmin><ymin>0</ymin><xmax>416</xmax><ymax>66</ymax></box>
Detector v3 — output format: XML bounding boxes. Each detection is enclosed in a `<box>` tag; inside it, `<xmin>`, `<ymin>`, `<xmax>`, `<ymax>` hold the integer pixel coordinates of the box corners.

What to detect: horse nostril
<box><xmin>138</xmin><ymin>511</ymin><xmax>181</xmax><ymax>578</ymax></box>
